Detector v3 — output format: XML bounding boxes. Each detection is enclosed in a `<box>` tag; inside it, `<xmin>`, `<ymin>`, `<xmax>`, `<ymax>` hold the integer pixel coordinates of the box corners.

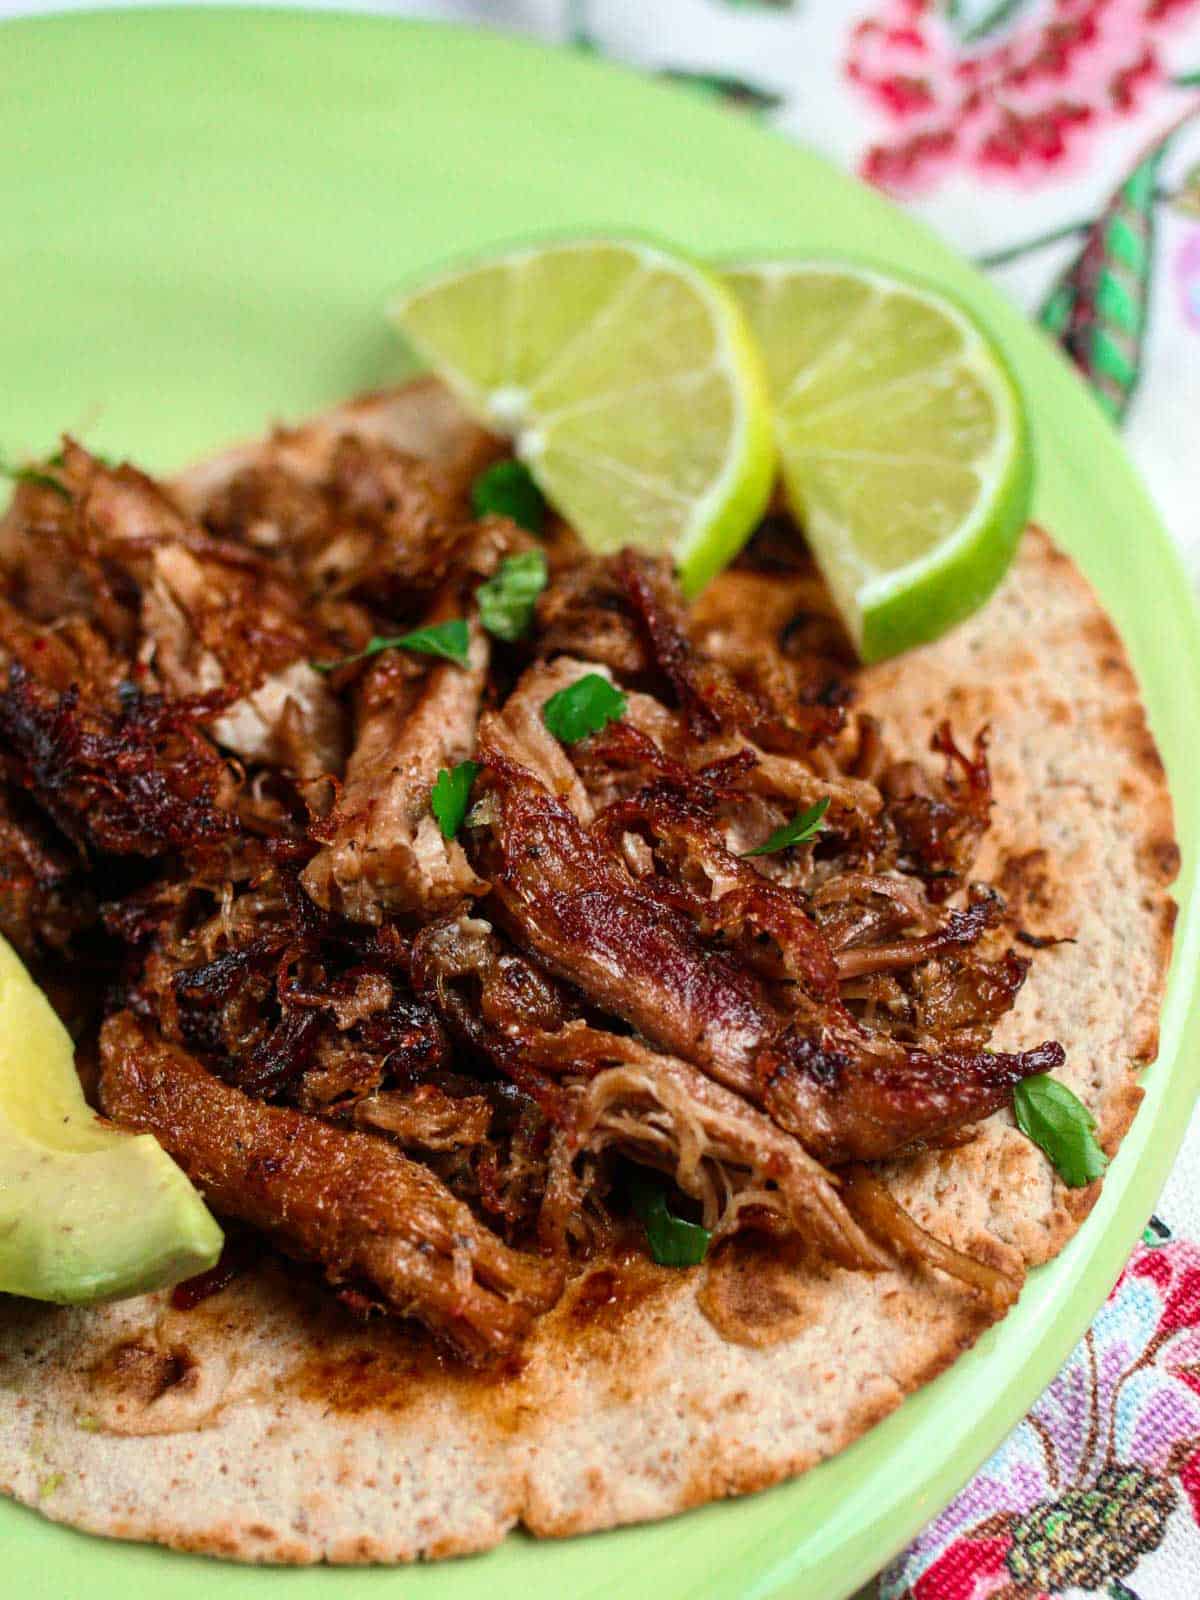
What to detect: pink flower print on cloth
<box><xmin>879</xmin><ymin>1238</ymin><xmax>1200</xmax><ymax>1598</ymax></box>
<box><xmin>845</xmin><ymin>0</ymin><xmax>1200</xmax><ymax>194</ymax></box>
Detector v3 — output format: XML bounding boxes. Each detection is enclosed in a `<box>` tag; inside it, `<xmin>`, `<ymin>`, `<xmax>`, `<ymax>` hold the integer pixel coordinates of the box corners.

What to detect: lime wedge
<box><xmin>724</xmin><ymin>261</ymin><xmax>1031</xmax><ymax>662</ymax></box>
<box><xmin>389</xmin><ymin>239</ymin><xmax>774</xmax><ymax>596</ymax></box>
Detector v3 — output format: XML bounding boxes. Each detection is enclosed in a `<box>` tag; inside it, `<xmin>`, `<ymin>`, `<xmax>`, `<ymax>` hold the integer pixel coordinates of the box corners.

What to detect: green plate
<box><xmin>1</xmin><ymin>12</ymin><xmax>1197</xmax><ymax>1599</ymax></box>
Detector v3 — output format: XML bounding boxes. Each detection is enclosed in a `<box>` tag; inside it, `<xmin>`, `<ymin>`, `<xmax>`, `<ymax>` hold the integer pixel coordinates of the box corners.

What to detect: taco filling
<box><xmin>0</xmin><ymin>402</ymin><xmax>1072</xmax><ymax>1363</ymax></box>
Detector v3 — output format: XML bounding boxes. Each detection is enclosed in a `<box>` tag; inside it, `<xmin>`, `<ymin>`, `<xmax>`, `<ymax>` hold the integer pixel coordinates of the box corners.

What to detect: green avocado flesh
<box><xmin>0</xmin><ymin>935</ymin><xmax>222</xmax><ymax>1304</ymax></box>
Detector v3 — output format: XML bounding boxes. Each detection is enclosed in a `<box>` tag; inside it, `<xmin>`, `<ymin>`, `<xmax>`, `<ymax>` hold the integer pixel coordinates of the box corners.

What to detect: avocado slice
<box><xmin>0</xmin><ymin>934</ymin><xmax>222</xmax><ymax>1304</ymax></box>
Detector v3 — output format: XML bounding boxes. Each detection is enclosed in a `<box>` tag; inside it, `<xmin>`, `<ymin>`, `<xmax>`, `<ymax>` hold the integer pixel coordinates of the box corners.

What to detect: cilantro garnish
<box><xmin>430</xmin><ymin>760</ymin><xmax>480</xmax><ymax>841</ymax></box>
<box><xmin>314</xmin><ymin>618</ymin><xmax>471</xmax><ymax>674</ymax></box>
<box><xmin>0</xmin><ymin>453</ymin><xmax>70</xmax><ymax>500</ymax></box>
<box><xmin>628</xmin><ymin>1168</ymin><xmax>710</xmax><ymax>1268</ymax></box>
<box><xmin>541</xmin><ymin>672</ymin><xmax>627</xmax><ymax>745</ymax></box>
<box><xmin>741</xmin><ymin>796</ymin><xmax>830</xmax><ymax>858</ymax></box>
<box><xmin>476</xmin><ymin>550</ymin><xmax>548</xmax><ymax>643</ymax></box>
<box><xmin>471</xmin><ymin>459</ymin><xmax>546</xmax><ymax>534</ymax></box>
<box><xmin>1013</xmin><ymin>1075</ymin><xmax>1108</xmax><ymax>1189</ymax></box>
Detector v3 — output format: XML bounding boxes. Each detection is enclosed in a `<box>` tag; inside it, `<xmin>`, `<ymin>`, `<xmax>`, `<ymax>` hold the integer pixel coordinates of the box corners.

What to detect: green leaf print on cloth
<box><xmin>1143</xmin><ymin>1213</ymin><xmax>1173</xmax><ymax>1247</ymax></box>
<box><xmin>1040</xmin><ymin>116</ymin><xmax>1197</xmax><ymax>423</ymax></box>
<box><xmin>943</xmin><ymin>0</ymin><xmax>1035</xmax><ymax>48</ymax></box>
<box><xmin>658</xmin><ymin>68</ymin><xmax>783</xmax><ymax>113</ymax></box>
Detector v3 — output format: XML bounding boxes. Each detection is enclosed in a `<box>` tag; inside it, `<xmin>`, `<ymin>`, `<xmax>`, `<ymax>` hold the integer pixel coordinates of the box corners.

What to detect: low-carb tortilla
<box><xmin>0</xmin><ymin>382</ymin><xmax>1177</xmax><ymax>1563</ymax></box>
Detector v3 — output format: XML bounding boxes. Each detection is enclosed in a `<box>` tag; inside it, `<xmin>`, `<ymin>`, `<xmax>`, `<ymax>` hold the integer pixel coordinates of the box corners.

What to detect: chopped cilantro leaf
<box><xmin>476</xmin><ymin>550</ymin><xmax>548</xmax><ymax>643</ymax></box>
<box><xmin>541</xmin><ymin>672</ymin><xmax>627</xmax><ymax>744</ymax></box>
<box><xmin>471</xmin><ymin>458</ymin><xmax>546</xmax><ymax>534</ymax></box>
<box><xmin>628</xmin><ymin>1168</ymin><xmax>710</xmax><ymax>1267</ymax></box>
<box><xmin>431</xmin><ymin>760</ymin><xmax>480</xmax><ymax>841</ymax></box>
<box><xmin>0</xmin><ymin>453</ymin><xmax>70</xmax><ymax>500</ymax></box>
<box><xmin>741</xmin><ymin>796</ymin><xmax>830</xmax><ymax>858</ymax></box>
<box><xmin>315</xmin><ymin>618</ymin><xmax>471</xmax><ymax>674</ymax></box>
<box><xmin>1013</xmin><ymin>1074</ymin><xmax>1108</xmax><ymax>1189</ymax></box>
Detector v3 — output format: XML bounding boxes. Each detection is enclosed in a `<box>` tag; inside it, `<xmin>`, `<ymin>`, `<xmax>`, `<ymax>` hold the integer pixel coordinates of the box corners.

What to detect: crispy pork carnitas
<box><xmin>0</xmin><ymin>431</ymin><xmax>1064</xmax><ymax>1360</ymax></box>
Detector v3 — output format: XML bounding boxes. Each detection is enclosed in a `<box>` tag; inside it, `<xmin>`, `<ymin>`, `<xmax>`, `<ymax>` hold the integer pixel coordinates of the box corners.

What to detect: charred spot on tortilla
<box><xmin>698</xmin><ymin>1229</ymin><xmax>834</xmax><ymax>1349</ymax></box>
<box><xmin>0</xmin><ymin>381</ymin><xmax>1176</xmax><ymax>1564</ymax></box>
<box><xmin>89</xmin><ymin>1339</ymin><xmax>199</xmax><ymax>1408</ymax></box>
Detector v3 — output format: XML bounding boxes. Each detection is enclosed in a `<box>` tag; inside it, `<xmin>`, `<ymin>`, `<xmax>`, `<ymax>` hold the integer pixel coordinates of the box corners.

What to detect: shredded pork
<box><xmin>100</xmin><ymin>1012</ymin><xmax>562</xmax><ymax>1359</ymax></box>
<box><xmin>0</xmin><ymin>418</ymin><xmax>1060</xmax><ymax>1359</ymax></box>
<box><xmin>301</xmin><ymin>620</ymin><xmax>489</xmax><ymax>921</ymax></box>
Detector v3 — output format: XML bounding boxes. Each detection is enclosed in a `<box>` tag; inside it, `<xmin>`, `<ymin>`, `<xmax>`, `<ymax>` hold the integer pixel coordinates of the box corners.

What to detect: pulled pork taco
<box><xmin>0</xmin><ymin>378</ymin><xmax>1176</xmax><ymax>1562</ymax></box>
